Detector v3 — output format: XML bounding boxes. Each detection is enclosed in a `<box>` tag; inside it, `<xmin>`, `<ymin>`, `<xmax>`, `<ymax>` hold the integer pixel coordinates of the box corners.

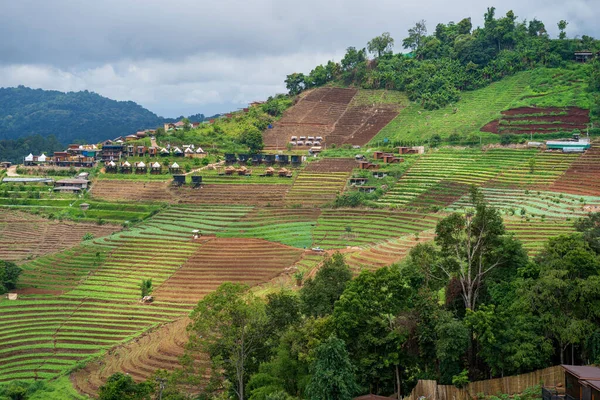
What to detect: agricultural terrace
<box><xmin>378</xmin><ymin>147</ymin><xmax>580</xmax><ymax>207</ymax></box>
<box><xmin>372</xmin><ymin>66</ymin><xmax>592</xmax><ymax>144</ymax></box>
<box><xmin>481</xmin><ymin>106</ymin><xmax>590</xmax><ymax>135</ymax></box>
<box><xmin>264</xmin><ymin>87</ymin><xmax>405</xmax><ymax>149</ymax></box>
<box><xmin>550</xmin><ymin>143</ymin><xmax>600</xmax><ymax>196</ymax></box>
<box><xmin>0</xmin><ymin>210</ymin><xmax>119</xmax><ymax>262</ymax></box>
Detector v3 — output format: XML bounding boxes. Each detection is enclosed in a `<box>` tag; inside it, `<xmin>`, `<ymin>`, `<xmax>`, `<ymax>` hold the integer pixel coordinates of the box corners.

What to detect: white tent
<box><xmin>196</xmin><ymin>147</ymin><xmax>205</xmax><ymax>153</ymax></box>
<box><xmin>107</xmin><ymin>161</ymin><xmax>116</xmax><ymax>167</ymax></box>
<box><xmin>160</xmin><ymin>147</ymin><xmax>169</xmax><ymax>154</ymax></box>
<box><xmin>24</xmin><ymin>153</ymin><xmax>34</xmax><ymax>162</ymax></box>
<box><xmin>152</xmin><ymin>162</ymin><xmax>161</xmax><ymax>168</ymax></box>
<box><xmin>184</xmin><ymin>147</ymin><xmax>195</xmax><ymax>153</ymax></box>
<box><xmin>38</xmin><ymin>153</ymin><xmax>47</xmax><ymax>162</ymax></box>
<box><xmin>137</xmin><ymin>161</ymin><xmax>146</xmax><ymax>168</ymax></box>
<box><xmin>171</xmin><ymin>162</ymin><xmax>180</xmax><ymax>169</ymax></box>
<box><xmin>123</xmin><ymin>161</ymin><xmax>131</xmax><ymax>167</ymax></box>
<box><xmin>173</xmin><ymin>147</ymin><xmax>183</xmax><ymax>154</ymax></box>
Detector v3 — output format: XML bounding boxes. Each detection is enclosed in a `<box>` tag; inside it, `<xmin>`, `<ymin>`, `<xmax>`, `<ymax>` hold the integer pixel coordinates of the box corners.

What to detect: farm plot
<box><xmin>304</xmin><ymin>158</ymin><xmax>358</xmax><ymax>172</ymax></box>
<box><xmin>264</xmin><ymin>88</ymin><xmax>401</xmax><ymax>149</ymax></box>
<box><xmin>72</xmin><ymin>318</ymin><xmax>194</xmax><ymax>396</ymax></box>
<box><xmin>152</xmin><ymin>237</ymin><xmax>304</xmax><ymax>304</ymax></box>
<box><xmin>91</xmin><ymin>180</ymin><xmax>174</xmax><ymax>202</ymax></box>
<box><xmin>503</xmin><ymin>217</ymin><xmax>576</xmax><ymax>255</ymax></box>
<box><xmin>0</xmin><ymin>296</ymin><xmax>188</xmax><ymax>383</ymax></box>
<box><xmin>218</xmin><ymin>207</ymin><xmax>320</xmax><ymax>248</ymax></box>
<box><xmin>447</xmin><ymin>188</ymin><xmax>600</xmax><ymax>219</ymax></box>
<box><xmin>0</xmin><ymin>210</ymin><xmax>119</xmax><ymax>262</ymax></box>
<box><xmin>550</xmin><ymin>144</ymin><xmax>600</xmax><ymax>196</ymax></box>
<box><xmin>481</xmin><ymin>106</ymin><xmax>590</xmax><ymax>135</ymax></box>
<box><xmin>285</xmin><ymin>172</ymin><xmax>349</xmax><ymax>205</ymax></box>
<box><xmin>345</xmin><ymin>230</ymin><xmax>436</xmax><ymax>270</ymax></box>
<box><xmin>378</xmin><ymin>148</ymin><xmax>579</xmax><ymax>207</ymax></box>
<box><xmin>313</xmin><ymin>209</ymin><xmax>440</xmax><ymax>249</ymax></box>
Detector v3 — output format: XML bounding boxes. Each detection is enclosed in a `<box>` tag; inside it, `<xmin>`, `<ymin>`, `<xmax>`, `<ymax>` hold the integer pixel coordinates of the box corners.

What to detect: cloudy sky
<box><xmin>1</xmin><ymin>0</ymin><xmax>599</xmax><ymax>117</ymax></box>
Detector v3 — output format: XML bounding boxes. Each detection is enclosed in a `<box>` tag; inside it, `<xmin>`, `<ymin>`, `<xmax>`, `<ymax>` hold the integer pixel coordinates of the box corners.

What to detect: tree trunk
<box><xmin>395</xmin><ymin>365</ymin><xmax>402</xmax><ymax>399</ymax></box>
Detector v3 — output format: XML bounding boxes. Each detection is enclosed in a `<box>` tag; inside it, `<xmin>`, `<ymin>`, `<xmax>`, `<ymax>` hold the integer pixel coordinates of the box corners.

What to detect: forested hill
<box><xmin>0</xmin><ymin>86</ymin><xmax>204</xmax><ymax>145</ymax></box>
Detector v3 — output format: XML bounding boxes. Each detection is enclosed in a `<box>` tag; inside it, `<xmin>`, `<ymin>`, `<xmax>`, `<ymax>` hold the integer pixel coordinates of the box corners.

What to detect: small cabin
<box><xmin>575</xmin><ymin>51</ymin><xmax>594</xmax><ymax>63</ymax></box>
<box><xmin>373</xmin><ymin>171</ymin><xmax>388</xmax><ymax>179</ymax></box>
<box><xmin>172</xmin><ymin>174</ymin><xmax>186</xmax><ymax>186</ymax></box>
<box><xmin>160</xmin><ymin>147</ymin><xmax>170</xmax><ymax>157</ymax></box>
<box><xmin>105</xmin><ymin>161</ymin><xmax>117</xmax><ymax>172</ymax></box>
<box><xmin>54</xmin><ymin>178</ymin><xmax>89</xmax><ymax>193</ymax></box>
<box><xmin>561</xmin><ymin>365</ymin><xmax>600</xmax><ymax>400</ymax></box>
<box><xmin>151</xmin><ymin>162</ymin><xmax>162</xmax><ymax>174</ymax></box>
<box><xmin>358</xmin><ymin>186</ymin><xmax>376</xmax><ymax>193</ymax></box>
<box><xmin>238</xmin><ymin>154</ymin><xmax>250</xmax><ymax>163</ymax></box>
<box><xmin>349</xmin><ymin>177</ymin><xmax>368</xmax><ymax>186</ymax></box>
<box><xmin>148</xmin><ymin>146</ymin><xmax>157</xmax><ymax>157</ymax></box>
<box><xmin>252</xmin><ymin>154</ymin><xmax>263</xmax><ymax>165</ymax></box>
<box><xmin>135</xmin><ymin>161</ymin><xmax>147</xmax><ymax>173</ymax></box>
<box><xmin>582</xmin><ymin>380</ymin><xmax>600</xmax><ymax>400</ymax></box>
<box><xmin>373</xmin><ymin>151</ymin><xmax>385</xmax><ymax>160</ymax></box>
<box><xmin>0</xmin><ymin>161</ymin><xmax>11</xmax><ymax>169</ymax></box>
<box><xmin>383</xmin><ymin>155</ymin><xmax>403</xmax><ymax>164</ymax></box>
<box><xmin>278</xmin><ymin>155</ymin><xmax>289</xmax><ymax>165</ymax></box>
<box><xmin>169</xmin><ymin>162</ymin><xmax>181</xmax><ymax>174</ymax></box>
<box><xmin>263</xmin><ymin>154</ymin><xmax>276</xmax><ymax>164</ymax></box>
<box><xmin>224</xmin><ymin>153</ymin><xmax>237</xmax><ymax>164</ymax></box>
<box><xmin>121</xmin><ymin>161</ymin><xmax>132</xmax><ymax>173</ymax></box>
<box><xmin>173</xmin><ymin>147</ymin><xmax>184</xmax><ymax>157</ymax></box>
<box><xmin>291</xmin><ymin>155</ymin><xmax>301</xmax><ymax>165</ymax></box>
<box><xmin>358</xmin><ymin>161</ymin><xmax>378</xmax><ymax>170</ymax></box>
<box><xmin>191</xmin><ymin>175</ymin><xmax>203</xmax><ymax>187</ymax></box>
<box><xmin>136</xmin><ymin>146</ymin><xmax>146</xmax><ymax>156</ymax></box>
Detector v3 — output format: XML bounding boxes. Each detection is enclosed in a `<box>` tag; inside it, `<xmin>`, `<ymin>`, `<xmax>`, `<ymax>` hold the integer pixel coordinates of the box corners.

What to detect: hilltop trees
<box><xmin>367</xmin><ymin>32</ymin><xmax>395</xmax><ymax>58</ymax></box>
<box><xmin>402</xmin><ymin>20</ymin><xmax>427</xmax><ymax>52</ymax></box>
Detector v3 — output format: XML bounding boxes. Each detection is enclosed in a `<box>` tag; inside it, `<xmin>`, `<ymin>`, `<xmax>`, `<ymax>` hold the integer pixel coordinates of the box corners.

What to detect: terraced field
<box><xmin>503</xmin><ymin>217</ymin><xmax>576</xmax><ymax>255</ymax></box>
<box><xmin>264</xmin><ymin>87</ymin><xmax>401</xmax><ymax>149</ymax></box>
<box><xmin>481</xmin><ymin>106</ymin><xmax>590</xmax><ymax>135</ymax></box>
<box><xmin>0</xmin><ymin>210</ymin><xmax>119</xmax><ymax>262</ymax></box>
<box><xmin>153</xmin><ymin>237</ymin><xmax>304</xmax><ymax>304</ymax></box>
<box><xmin>550</xmin><ymin>144</ymin><xmax>600</xmax><ymax>196</ymax></box>
<box><xmin>378</xmin><ymin>148</ymin><xmax>580</xmax><ymax>207</ymax></box>
<box><xmin>313</xmin><ymin>209</ymin><xmax>440</xmax><ymax>249</ymax></box>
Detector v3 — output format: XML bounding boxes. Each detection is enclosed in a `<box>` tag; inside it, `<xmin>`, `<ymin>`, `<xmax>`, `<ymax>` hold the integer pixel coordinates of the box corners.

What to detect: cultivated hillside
<box><xmin>263</xmin><ymin>87</ymin><xmax>406</xmax><ymax>149</ymax></box>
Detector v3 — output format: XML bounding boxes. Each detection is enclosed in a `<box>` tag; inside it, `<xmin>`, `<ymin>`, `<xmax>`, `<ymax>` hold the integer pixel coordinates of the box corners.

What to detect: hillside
<box><xmin>0</xmin><ymin>86</ymin><xmax>192</xmax><ymax>145</ymax></box>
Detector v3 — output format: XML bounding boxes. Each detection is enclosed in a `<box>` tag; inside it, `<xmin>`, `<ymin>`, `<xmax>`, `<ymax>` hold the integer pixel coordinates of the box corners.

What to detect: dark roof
<box><xmin>53</xmin><ymin>186</ymin><xmax>82</xmax><ymax>191</ymax></box>
<box><xmin>354</xmin><ymin>395</ymin><xmax>394</xmax><ymax>400</ymax></box>
<box><xmin>562</xmin><ymin>365</ymin><xmax>600</xmax><ymax>380</ymax></box>
<box><xmin>583</xmin><ymin>380</ymin><xmax>600</xmax><ymax>390</ymax></box>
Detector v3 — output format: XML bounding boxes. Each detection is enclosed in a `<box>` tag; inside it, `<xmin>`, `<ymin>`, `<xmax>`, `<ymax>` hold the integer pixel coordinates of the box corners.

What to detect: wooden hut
<box><xmin>136</xmin><ymin>146</ymin><xmax>146</xmax><ymax>156</ymax></box>
<box><xmin>225</xmin><ymin>153</ymin><xmax>237</xmax><ymax>164</ymax></box>
<box><xmin>383</xmin><ymin>154</ymin><xmax>403</xmax><ymax>164</ymax></box>
<box><xmin>191</xmin><ymin>175</ymin><xmax>203</xmax><ymax>187</ymax></box>
<box><xmin>148</xmin><ymin>146</ymin><xmax>157</xmax><ymax>157</ymax></box>
<box><xmin>173</xmin><ymin>147</ymin><xmax>183</xmax><ymax>157</ymax></box>
<box><xmin>135</xmin><ymin>161</ymin><xmax>147</xmax><ymax>174</ymax></box>
<box><xmin>261</xmin><ymin>167</ymin><xmax>275</xmax><ymax>177</ymax></box>
<box><xmin>291</xmin><ymin>155</ymin><xmax>301</xmax><ymax>166</ymax></box>
<box><xmin>160</xmin><ymin>147</ymin><xmax>170</xmax><ymax>156</ymax></box>
<box><xmin>263</xmin><ymin>154</ymin><xmax>276</xmax><ymax>165</ymax></box>
<box><xmin>151</xmin><ymin>162</ymin><xmax>162</xmax><ymax>174</ymax></box>
<box><xmin>238</xmin><ymin>154</ymin><xmax>250</xmax><ymax>163</ymax></box>
<box><xmin>278</xmin><ymin>155</ymin><xmax>290</xmax><ymax>165</ymax></box>
<box><xmin>562</xmin><ymin>365</ymin><xmax>600</xmax><ymax>400</ymax></box>
<box><xmin>105</xmin><ymin>160</ymin><xmax>117</xmax><ymax>172</ymax></box>
<box><xmin>373</xmin><ymin>151</ymin><xmax>385</xmax><ymax>160</ymax></box>
<box><xmin>252</xmin><ymin>154</ymin><xmax>263</xmax><ymax>165</ymax></box>
<box><xmin>225</xmin><ymin>166</ymin><xmax>236</xmax><ymax>175</ymax></box>
<box><xmin>358</xmin><ymin>186</ymin><xmax>376</xmax><ymax>193</ymax></box>
<box><xmin>358</xmin><ymin>161</ymin><xmax>378</xmax><ymax>170</ymax></box>
<box><xmin>169</xmin><ymin>162</ymin><xmax>181</xmax><ymax>174</ymax></box>
<box><xmin>278</xmin><ymin>168</ymin><xmax>293</xmax><ymax>178</ymax></box>
<box><xmin>172</xmin><ymin>174</ymin><xmax>186</xmax><ymax>186</ymax></box>
<box><xmin>121</xmin><ymin>161</ymin><xmax>132</xmax><ymax>173</ymax></box>
<box><xmin>349</xmin><ymin>177</ymin><xmax>368</xmax><ymax>186</ymax></box>
<box><xmin>582</xmin><ymin>380</ymin><xmax>600</xmax><ymax>400</ymax></box>
<box><xmin>184</xmin><ymin>147</ymin><xmax>196</xmax><ymax>157</ymax></box>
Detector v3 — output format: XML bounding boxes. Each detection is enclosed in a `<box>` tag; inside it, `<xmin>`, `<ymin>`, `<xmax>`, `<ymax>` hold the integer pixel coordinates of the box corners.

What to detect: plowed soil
<box><xmin>481</xmin><ymin>107</ymin><xmax>589</xmax><ymax>135</ymax></box>
<box><xmin>264</xmin><ymin>88</ymin><xmax>398</xmax><ymax>149</ymax></box>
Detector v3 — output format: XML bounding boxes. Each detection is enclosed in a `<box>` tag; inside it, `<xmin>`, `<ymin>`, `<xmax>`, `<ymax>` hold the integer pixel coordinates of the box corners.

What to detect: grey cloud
<box><xmin>0</xmin><ymin>0</ymin><xmax>598</xmax><ymax>116</ymax></box>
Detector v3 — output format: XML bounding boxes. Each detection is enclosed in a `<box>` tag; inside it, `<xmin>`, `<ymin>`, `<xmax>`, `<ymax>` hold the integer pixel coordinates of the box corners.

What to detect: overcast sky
<box><xmin>1</xmin><ymin>0</ymin><xmax>599</xmax><ymax>118</ymax></box>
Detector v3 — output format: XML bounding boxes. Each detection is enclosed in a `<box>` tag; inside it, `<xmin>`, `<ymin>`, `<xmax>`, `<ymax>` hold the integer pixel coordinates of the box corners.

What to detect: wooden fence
<box><xmin>404</xmin><ymin>365</ymin><xmax>563</xmax><ymax>400</ymax></box>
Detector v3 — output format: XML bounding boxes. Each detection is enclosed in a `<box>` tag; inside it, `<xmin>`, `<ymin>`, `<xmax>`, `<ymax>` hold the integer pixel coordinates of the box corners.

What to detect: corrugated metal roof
<box><xmin>2</xmin><ymin>177</ymin><xmax>53</xmax><ymax>183</ymax></box>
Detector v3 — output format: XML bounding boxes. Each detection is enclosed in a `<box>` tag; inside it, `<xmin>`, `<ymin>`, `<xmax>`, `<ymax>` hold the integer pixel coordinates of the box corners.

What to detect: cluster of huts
<box><xmin>225</xmin><ymin>153</ymin><xmax>306</xmax><ymax>166</ymax></box>
<box><xmin>105</xmin><ymin>161</ymin><xmax>184</xmax><ymax>174</ymax></box>
<box><xmin>217</xmin><ymin>166</ymin><xmax>293</xmax><ymax>178</ymax></box>
<box><xmin>101</xmin><ymin>142</ymin><xmax>205</xmax><ymax>162</ymax></box>
<box><xmin>289</xmin><ymin>135</ymin><xmax>323</xmax><ymax>147</ymax></box>
<box><xmin>2</xmin><ymin>172</ymin><xmax>90</xmax><ymax>193</ymax></box>
<box><xmin>24</xmin><ymin>144</ymin><xmax>99</xmax><ymax>168</ymax></box>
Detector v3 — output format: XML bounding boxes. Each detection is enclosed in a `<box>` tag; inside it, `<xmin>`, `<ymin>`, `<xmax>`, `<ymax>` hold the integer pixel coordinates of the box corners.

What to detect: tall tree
<box><xmin>430</xmin><ymin>187</ymin><xmax>506</xmax><ymax>311</ymax></box>
<box><xmin>187</xmin><ymin>283</ymin><xmax>270</xmax><ymax>400</ymax></box>
<box><xmin>558</xmin><ymin>20</ymin><xmax>568</xmax><ymax>40</ymax></box>
<box><xmin>367</xmin><ymin>32</ymin><xmax>395</xmax><ymax>58</ymax></box>
<box><xmin>403</xmin><ymin>20</ymin><xmax>428</xmax><ymax>51</ymax></box>
<box><xmin>0</xmin><ymin>261</ymin><xmax>22</xmax><ymax>294</ymax></box>
<box><xmin>284</xmin><ymin>73</ymin><xmax>307</xmax><ymax>95</ymax></box>
<box><xmin>305</xmin><ymin>336</ymin><xmax>359</xmax><ymax>400</ymax></box>
<box><xmin>300</xmin><ymin>252</ymin><xmax>352</xmax><ymax>317</ymax></box>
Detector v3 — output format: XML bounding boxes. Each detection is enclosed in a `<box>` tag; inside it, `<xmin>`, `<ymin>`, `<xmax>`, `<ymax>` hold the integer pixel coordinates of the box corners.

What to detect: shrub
<box><xmin>140</xmin><ymin>279</ymin><xmax>153</xmax><ymax>298</ymax></box>
<box><xmin>82</xmin><ymin>232</ymin><xmax>95</xmax><ymax>241</ymax></box>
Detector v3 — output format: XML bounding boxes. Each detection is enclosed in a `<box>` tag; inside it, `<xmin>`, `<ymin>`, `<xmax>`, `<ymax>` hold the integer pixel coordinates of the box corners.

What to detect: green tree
<box><xmin>525</xmin><ymin>234</ymin><xmax>600</xmax><ymax>364</ymax></box>
<box><xmin>266</xmin><ymin>290</ymin><xmax>301</xmax><ymax>334</ymax></box>
<box><xmin>285</xmin><ymin>73</ymin><xmax>307</xmax><ymax>95</ymax></box>
<box><xmin>0</xmin><ymin>261</ymin><xmax>22</xmax><ymax>294</ymax></box>
<box><xmin>187</xmin><ymin>283</ymin><xmax>270</xmax><ymax>400</ymax></box>
<box><xmin>333</xmin><ymin>265</ymin><xmax>413</xmax><ymax>396</ymax></box>
<box><xmin>558</xmin><ymin>20</ymin><xmax>568</xmax><ymax>40</ymax></box>
<box><xmin>240</xmin><ymin>128</ymin><xmax>264</xmax><ymax>153</ymax></box>
<box><xmin>182</xmin><ymin>117</ymin><xmax>191</xmax><ymax>132</ymax></box>
<box><xmin>575</xmin><ymin>212</ymin><xmax>600</xmax><ymax>254</ymax></box>
<box><xmin>139</xmin><ymin>279</ymin><xmax>153</xmax><ymax>298</ymax></box>
<box><xmin>430</xmin><ymin>187</ymin><xmax>506</xmax><ymax>311</ymax></box>
<box><xmin>367</xmin><ymin>32</ymin><xmax>395</xmax><ymax>58</ymax></box>
<box><xmin>403</xmin><ymin>20</ymin><xmax>428</xmax><ymax>51</ymax></box>
<box><xmin>305</xmin><ymin>336</ymin><xmax>359</xmax><ymax>400</ymax></box>
<box><xmin>300</xmin><ymin>253</ymin><xmax>352</xmax><ymax>317</ymax></box>
<box><xmin>97</xmin><ymin>372</ymin><xmax>153</xmax><ymax>400</ymax></box>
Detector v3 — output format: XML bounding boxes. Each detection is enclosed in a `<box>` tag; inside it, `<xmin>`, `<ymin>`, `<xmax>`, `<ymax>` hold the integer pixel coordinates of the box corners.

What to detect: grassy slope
<box><xmin>372</xmin><ymin>65</ymin><xmax>591</xmax><ymax>144</ymax></box>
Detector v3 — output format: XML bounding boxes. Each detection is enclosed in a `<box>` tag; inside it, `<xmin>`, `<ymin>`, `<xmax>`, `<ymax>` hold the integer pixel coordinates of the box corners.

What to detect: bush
<box><xmin>82</xmin><ymin>232</ymin><xmax>95</xmax><ymax>241</ymax></box>
<box><xmin>452</xmin><ymin>369</ymin><xmax>469</xmax><ymax>388</ymax></box>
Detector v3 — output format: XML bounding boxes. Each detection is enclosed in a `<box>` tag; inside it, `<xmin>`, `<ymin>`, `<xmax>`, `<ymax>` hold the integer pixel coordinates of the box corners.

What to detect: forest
<box><xmin>0</xmin><ymin>86</ymin><xmax>206</xmax><ymax>147</ymax></box>
<box><xmin>285</xmin><ymin>8</ymin><xmax>600</xmax><ymax>113</ymax></box>
<box><xmin>86</xmin><ymin>188</ymin><xmax>600</xmax><ymax>400</ymax></box>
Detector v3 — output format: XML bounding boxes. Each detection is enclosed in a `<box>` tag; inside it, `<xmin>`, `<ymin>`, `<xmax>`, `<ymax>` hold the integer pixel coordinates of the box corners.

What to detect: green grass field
<box><xmin>372</xmin><ymin>65</ymin><xmax>592</xmax><ymax>144</ymax></box>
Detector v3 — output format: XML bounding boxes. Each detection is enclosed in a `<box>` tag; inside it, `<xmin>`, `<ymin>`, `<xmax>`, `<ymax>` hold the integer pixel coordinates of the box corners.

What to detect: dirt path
<box><xmin>184</xmin><ymin>160</ymin><xmax>224</xmax><ymax>175</ymax></box>
<box><xmin>6</xmin><ymin>166</ymin><xmax>18</xmax><ymax>176</ymax></box>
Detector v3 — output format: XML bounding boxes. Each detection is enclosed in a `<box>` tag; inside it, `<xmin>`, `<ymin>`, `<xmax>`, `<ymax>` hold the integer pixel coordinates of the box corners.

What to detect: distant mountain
<box><xmin>0</xmin><ymin>86</ymin><xmax>204</xmax><ymax>145</ymax></box>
